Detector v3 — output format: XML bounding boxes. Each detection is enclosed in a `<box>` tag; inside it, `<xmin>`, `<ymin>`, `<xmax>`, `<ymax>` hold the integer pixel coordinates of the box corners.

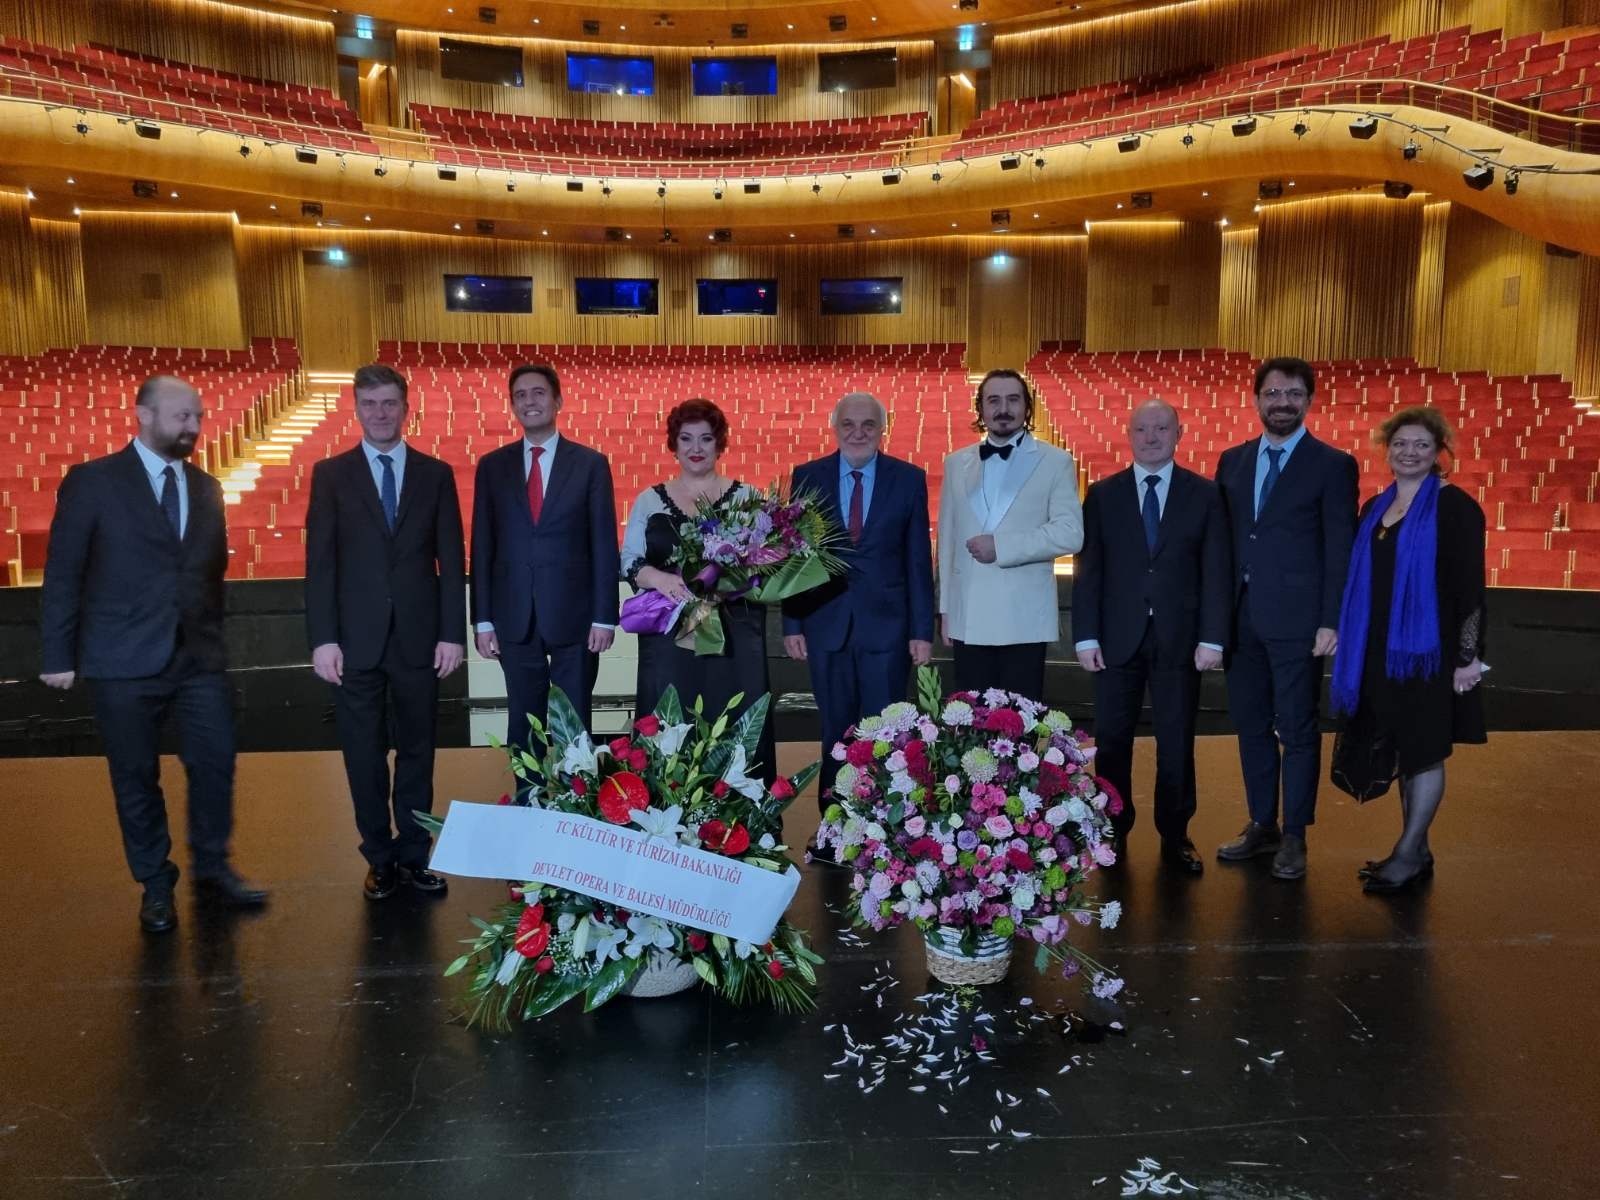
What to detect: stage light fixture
<box><xmin>882</xmin><ymin>171</ymin><xmax>901</xmax><ymax>185</ymax></box>
<box><xmin>1258</xmin><ymin>180</ymin><xmax>1283</xmax><ymax>199</ymax></box>
<box><xmin>1117</xmin><ymin>134</ymin><xmax>1141</xmax><ymax>152</ymax></box>
<box><xmin>1463</xmin><ymin>163</ymin><xmax>1494</xmax><ymax>190</ymax></box>
<box><xmin>712</xmin><ymin>228</ymin><xmax>731</xmax><ymax>243</ymax></box>
<box><xmin>605</xmin><ymin>227</ymin><xmax>626</xmax><ymax>242</ymax></box>
<box><xmin>477</xmin><ymin>219</ymin><xmax>495</xmax><ymax>234</ymax></box>
<box><xmin>437</xmin><ymin>166</ymin><xmax>457</xmax><ymax>181</ymax></box>
<box><xmin>1231</xmin><ymin>116</ymin><xmax>1257</xmax><ymax>136</ymax></box>
<box><xmin>1383</xmin><ymin>180</ymin><xmax>1414</xmax><ymax>199</ymax></box>
<box><xmin>1130</xmin><ymin>191</ymin><xmax>1153</xmax><ymax>209</ymax></box>
<box><xmin>930</xmin><ymin>168</ymin><xmax>942</xmax><ymax>182</ymax></box>
<box><xmin>132</xmin><ymin>180</ymin><xmax>157</xmax><ymax>198</ymax></box>
<box><xmin>1181</xmin><ymin>131</ymin><xmax>1195</xmax><ymax>147</ymax></box>
<box><xmin>74</xmin><ymin>119</ymin><xmax>90</xmax><ymax>136</ymax></box>
<box><xmin>990</xmin><ymin>208</ymin><xmax>1011</xmax><ymax>228</ymax></box>
<box><xmin>1403</xmin><ymin>139</ymin><xmax>1420</xmax><ymax>159</ymax></box>
<box><xmin>1504</xmin><ymin>171</ymin><xmax>1520</xmax><ymax>195</ymax></box>
<box><xmin>506</xmin><ymin>177</ymin><xmax>516</xmax><ymax>192</ymax></box>
<box><xmin>837</xmin><ymin>224</ymin><xmax>854</xmax><ymax>238</ymax></box>
<box><xmin>660</xmin><ymin>229</ymin><xmax>673</xmax><ymax>243</ymax></box>
<box><xmin>301</xmin><ymin>201</ymin><xmax>322</xmax><ymax>218</ymax></box>
<box><xmin>602</xmin><ymin>182</ymin><xmax>613</xmax><ymax>196</ymax></box>
<box><xmin>567</xmin><ymin>180</ymin><xmax>584</xmax><ymax>192</ymax></box>
<box><xmin>1348</xmin><ymin>116</ymin><xmax>1379</xmax><ymax>139</ymax></box>
<box><xmin>743</xmin><ymin>182</ymin><xmax>760</xmax><ymax>194</ymax></box>
<box><xmin>1292</xmin><ymin>119</ymin><xmax>1309</xmax><ymax>137</ymax></box>
<box><xmin>374</xmin><ymin>162</ymin><xmax>388</xmax><ymax>177</ymax></box>
<box><xmin>1033</xmin><ymin>154</ymin><xmax>1046</xmax><ymax>168</ymax></box>
<box><xmin>713</xmin><ymin>185</ymin><xmax>723</xmax><ymax>199</ymax></box>
<box><xmin>295</xmin><ymin>147</ymin><xmax>318</xmax><ymax>164</ymax></box>
<box><xmin>812</xmin><ymin>180</ymin><xmax>823</xmax><ymax>194</ymax></box>
<box><xmin>657</xmin><ymin>183</ymin><xmax>667</xmax><ymax>197</ymax></box>
<box><xmin>238</xmin><ymin>143</ymin><xmax>251</xmax><ymax>158</ymax></box>
<box><xmin>133</xmin><ymin>120</ymin><xmax>161</xmax><ymax>140</ymax></box>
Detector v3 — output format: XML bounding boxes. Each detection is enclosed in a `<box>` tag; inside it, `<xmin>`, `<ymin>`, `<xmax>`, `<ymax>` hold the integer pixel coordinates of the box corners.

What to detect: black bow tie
<box><xmin>979</xmin><ymin>442</ymin><xmax>1014</xmax><ymax>462</ymax></box>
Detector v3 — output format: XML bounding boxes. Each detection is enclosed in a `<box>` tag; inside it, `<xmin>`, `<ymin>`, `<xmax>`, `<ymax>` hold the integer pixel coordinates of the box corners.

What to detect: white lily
<box><xmin>630</xmin><ymin>803</ymin><xmax>686</xmax><ymax>842</ymax></box>
<box><xmin>721</xmin><ymin>745</ymin><xmax>766</xmax><ymax>801</ymax></box>
<box><xmin>624</xmin><ymin>914</ymin><xmax>677</xmax><ymax>957</ymax></box>
<box><xmin>559</xmin><ymin>732</ymin><xmax>600</xmax><ymax>777</ymax></box>
<box><xmin>653</xmin><ymin>721</ymin><xmax>694</xmax><ymax>757</ymax></box>
<box><xmin>584</xmin><ymin>918</ymin><xmax>628</xmax><ymax>963</ymax></box>
<box><xmin>495</xmin><ymin>951</ymin><xmax>524</xmax><ymax>985</ymax></box>
<box><xmin>733</xmin><ymin>938</ymin><xmax>757</xmax><ymax>959</ymax></box>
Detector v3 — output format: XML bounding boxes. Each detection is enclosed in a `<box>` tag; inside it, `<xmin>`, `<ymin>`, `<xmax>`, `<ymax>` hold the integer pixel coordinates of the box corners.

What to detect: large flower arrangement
<box><xmin>814</xmin><ymin>668</ymin><xmax>1125</xmax><ymax>998</ymax></box>
<box><xmin>621</xmin><ymin>483</ymin><xmax>844</xmax><ymax>655</ymax></box>
<box><xmin>433</xmin><ymin>687</ymin><xmax>823</xmax><ymax>1029</ymax></box>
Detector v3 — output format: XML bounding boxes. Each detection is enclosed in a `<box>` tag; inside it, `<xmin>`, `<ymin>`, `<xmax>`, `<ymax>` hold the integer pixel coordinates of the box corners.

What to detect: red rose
<box><xmin>598</xmin><ymin>771</ymin><xmax>650</xmax><ymax>824</ymax></box>
<box><xmin>496</xmin><ymin>793</ymin><xmax>512</xmax><ymax>806</ymax></box>
<box><xmin>712</xmin><ymin>780</ymin><xmax>730</xmax><ymax>799</ymax></box>
<box><xmin>608</xmin><ymin>736</ymin><xmax>632</xmax><ymax>756</ymax></box>
<box><xmin>534</xmin><ymin>956</ymin><xmax>555</xmax><ymax>974</ymax></box>
<box><xmin>767</xmin><ymin>959</ymin><xmax>785</xmax><ymax>980</ymax></box>
<box><xmin>571</xmin><ymin>778</ymin><xmax>587</xmax><ymax>797</ymax></box>
<box><xmin>626</xmin><ymin>748</ymin><xmax>649</xmax><ymax>772</ymax></box>
<box><xmin>846</xmin><ymin>740</ymin><xmax>877</xmax><ymax>768</ymax></box>
<box><xmin>634</xmin><ymin>714</ymin><xmax>661</xmax><ymax>736</ymax></box>
<box><xmin>687</xmin><ymin>932</ymin><xmax>708</xmax><ymax>952</ymax></box>
<box><xmin>514</xmin><ymin>904</ymin><xmax>550</xmax><ymax>958</ymax></box>
<box><xmin>770</xmin><ymin>777</ymin><xmax>795</xmax><ymax>801</ymax></box>
<box><xmin>699</xmin><ymin>819</ymin><xmax>728</xmax><ymax>849</ymax></box>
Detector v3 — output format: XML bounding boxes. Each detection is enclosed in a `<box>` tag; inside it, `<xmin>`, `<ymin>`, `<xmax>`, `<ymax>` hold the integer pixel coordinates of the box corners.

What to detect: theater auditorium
<box><xmin>2</xmin><ymin>1</ymin><xmax>1598</xmax><ymax>1196</ymax></box>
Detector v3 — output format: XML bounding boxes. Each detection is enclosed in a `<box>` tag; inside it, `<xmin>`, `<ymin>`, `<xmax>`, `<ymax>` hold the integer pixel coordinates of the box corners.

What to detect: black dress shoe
<box><xmin>364</xmin><ymin>866</ymin><xmax>398</xmax><ymax>901</ymax></box>
<box><xmin>140</xmin><ymin>893</ymin><xmax>177</xmax><ymax>934</ymax></box>
<box><xmin>398</xmin><ymin>864</ymin><xmax>448</xmax><ymax>894</ymax></box>
<box><xmin>1160</xmin><ymin>839</ymin><xmax>1204</xmax><ymax>875</ymax></box>
<box><xmin>193</xmin><ymin>869</ymin><xmax>269</xmax><ymax>907</ymax></box>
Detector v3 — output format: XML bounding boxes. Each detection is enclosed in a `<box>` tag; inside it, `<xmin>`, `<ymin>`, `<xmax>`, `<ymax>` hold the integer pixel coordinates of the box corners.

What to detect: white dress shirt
<box><xmin>980</xmin><ymin>430</ymin><xmax>1028</xmax><ymax>513</ymax></box>
<box><xmin>131</xmin><ymin>437</ymin><xmax>188</xmax><ymax>538</ymax></box>
<box><xmin>361</xmin><ymin>439</ymin><xmax>407</xmax><ymax>506</ymax></box>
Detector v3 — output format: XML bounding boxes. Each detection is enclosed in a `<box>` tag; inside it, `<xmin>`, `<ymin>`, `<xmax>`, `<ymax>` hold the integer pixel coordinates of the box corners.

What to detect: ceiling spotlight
<box><xmin>1000</xmin><ymin>153</ymin><xmax>1022</xmax><ymax>170</ymax></box>
<box><xmin>1292</xmin><ymin>119</ymin><xmax>1309</xmax><ymax>137</ymax></box>
<box><xmin>882</xmin><ymin>171</ymin><xmax>901</xmax><ymax>185</ymax></box>
<box><xmin>1181</xmin><ymin>131</ymin><xmax>1195</xmax><ymax>147</ymax></box>
<box><xmin>296</xmin><ymin>147</ymin><xmax>318</xmax><ymax>164</ymax></box>
<box><xmin>743</xmin><ymin>182</ymin><xmax>760</xmax><ymax>194</ymax></box>
<box><xmin>1258</xmin><ymin>180</ymin><xmax>1283</xmax><ymax>199</ymax></box>
<box><xmin>506</xmin><ymin>177</ymin><xmax>516</xmax><ymax>192</ymax></box>
<box><xmin>1033</xmin><ymin>155</ymin><xmax>1046</xmax><ymax>169</ymax></box>
<box><xmin>1117</xmin><ymin>134</ymin><xmax>1141</xmax><ymax>152</ymax></box>
<box><xmin>602</xmin><ymin>182</ymin><xmax>613</xmax><ymax>196</ymax></box>
<box><xmin>133</xmin><ymin>120</ymin><xmax>161</xmax><ymax>140</ymax></box>
<box><xmin>238</xmin><ymin>143</ymin><xmax>252</xmax><ymax>157</ymax></box>
<box><xmin>713</xmin><ymin>185</ymin><xmax>724</xmax><ymax>199</ymax></box>
<box><xmin>73</xmin><ymin>119</ymin><xmax>90</xmax><ymax>136</ymax></box>
<box><xmin>1403</xmin><ymin>139</ymin><xmax>1420</xmax><ymax>160</ymax></box>
<box><xmin>374</xmin><ymin>162</ymin><xmax>388</xmax><ymax>177</ymax></box>
<box><xmin>437</xmin><ymin>166</ymin><xmax>457</xmax><ymax>181</ymax></box>
<box><xmin>1130</xmin><ymin>191</ymin><xmax>1153</xmax><ymax>209</ymax></box>
<box><xmin>1348</xmin><ymin>115</ymin><xmax>1379</xmax><ymax>139</ymax></box>
<box><xmin>812</xmin><ymin>180</ymin><xmax>823</xmax><ymax>194</ymax></box>
<box><xmin>930</xmin><ymin>168</ymin><xmax>943</xmax><ymax>182</ymax></box>
<box><xmin>1383</xmin><ymin>180</ymin><xmax>1414</xmax><ymax>199</ymax></box>
<box><xmin>1504</xmin><ymin>170</ymin><xmax>1520</xmax><ymax>195</ymax></box>
<box><xmin>660</xmin><ymin>229</ymin><xmax>674</xmax><ymax>243</ymax></box>
<box><xmin>566</xmin><ymin>180</ymin><xmax>584</xmax><ymax>192</ymax></box>
<box><xmin>1231</xmin><ymin>116</ymin><xmax>1257</xmax><ymax>136</ymax></box>
<box><xmin>656</xmin><ymin>183</ymin><xmax>667</xmax><ymax>198</ymax></box>
<box><xmin>66</xmin><ymin>176</ymin><xmax>75</xmax><ymax>185</ymax></box>
<box><xmin>1463</xmin><ymin>163</ymin><xmax>1494</xmax><ymax>190</ymax></box>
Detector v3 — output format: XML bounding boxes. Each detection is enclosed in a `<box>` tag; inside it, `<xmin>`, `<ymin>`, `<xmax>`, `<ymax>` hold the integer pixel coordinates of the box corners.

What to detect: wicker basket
<box><xmin>924</xmin><ymin>927</ymin><xmax>1013</xmax><ymax>986</ymax></box>
<box><xmin>623</xmin><ymin>951</ymin><xmax>701</xmax><ymax>998</ymax></box>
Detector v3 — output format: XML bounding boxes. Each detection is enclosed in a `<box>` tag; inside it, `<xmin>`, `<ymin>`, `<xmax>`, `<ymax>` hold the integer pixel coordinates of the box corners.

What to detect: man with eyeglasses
<box><xmin>1214</xmin><ymin>357</ymin><xmax>1358</xmax><ymax>880</ymax></box>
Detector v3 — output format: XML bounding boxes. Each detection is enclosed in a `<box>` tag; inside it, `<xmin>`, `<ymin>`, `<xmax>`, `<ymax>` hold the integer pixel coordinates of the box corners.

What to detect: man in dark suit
<box><xmin>1214</xmin><ymin>356</ymin><xmax>1359</xmax><ymax>880</ymax></box>
<box><xmin>1073</xmin><ymin>399</ymin><xmax>1230</xmax><ymax>875</ymax></box>
<box><xmin>472</xmin><ymin>364</ymin><xmax>620</xmax><ymax>748</ymax></box>
<box><xmin>783</xmin><ymin>392</ymin><xmax>935</xmax><ymax>857</ymax></box>
<box><xmin>305</xmin><ymin>363</ymin><xmax>466</xmax><ymax>901</ymax></box>
<box><xmin>39</xmin><ymin>375</ymin><xmax>268</xmax><ymax>933</ymax></box>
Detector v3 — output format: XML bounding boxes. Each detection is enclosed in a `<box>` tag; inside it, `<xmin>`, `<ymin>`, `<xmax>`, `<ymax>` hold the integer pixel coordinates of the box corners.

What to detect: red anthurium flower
<box><xmin>598</xmin><ymin>771</ymin><xmax>650</xmax><ymax>824</ymax></box>
<box><xmin>770</xmin><ymin>777</ymin><xmax>795</xmax><ymax>801</ymax></box>
<box><xmin>722</xmin><ymin>823</ymin><xmax>750</xmax><ymax>855</ymax></box>
<box><xmin>514</xmin><ymin>904</ymin><xmax>550</xmax><ymax>958</ymax></box>
<box><xmin>700</xmin><ymin>820</ymin><xmax>751</xmax><ymax>855</ymax></box>
<box><xmin>634</xmin><ymin>714</ymin><xmax>661</xmax><ymax>736</ymax></box>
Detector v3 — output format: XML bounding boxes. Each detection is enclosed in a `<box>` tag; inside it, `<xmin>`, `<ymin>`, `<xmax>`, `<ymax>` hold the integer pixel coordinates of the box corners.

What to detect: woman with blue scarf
<box><xmin>1330</xmin><ymin>407</ymin><xmax>1487</xmax><ymax>894</ymax></box>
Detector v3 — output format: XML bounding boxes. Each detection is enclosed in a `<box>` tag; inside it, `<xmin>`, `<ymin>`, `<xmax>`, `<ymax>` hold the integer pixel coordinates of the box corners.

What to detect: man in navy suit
<box><xmin>1214</xmin><ymin>357</ymin><xmax>1359</xmax><ymax>880</ymax></box>
<box><xmin>783</xmin><ymin>392</ymin><xmax>934</xmax><ymax>855</ymax></box>
<box><xmin>1073</xmin><ymin>399</ymin><xmax>1230</xmax><ymax>875</ymax></box>
<box><xmin>305</xmin><ymin>363</ymin><xmax>466</xmax><ymax>901</ymax></box>
<box><xmin>472</xmin><ymin>364</ymin><xmax>620</xmax><ymax>748</ymax></box>
<box><xmin>39</xmin><ymin>375</ymin><xmax>267</xmax><ymax>933</ymax></box>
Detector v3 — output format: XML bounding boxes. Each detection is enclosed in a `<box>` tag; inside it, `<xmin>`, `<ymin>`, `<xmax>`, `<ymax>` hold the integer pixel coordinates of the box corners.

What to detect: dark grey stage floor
<box><xmin>3</xmin><ymin>734</ymin><xmax>1598</xmax><ymax>1199</ymax></box>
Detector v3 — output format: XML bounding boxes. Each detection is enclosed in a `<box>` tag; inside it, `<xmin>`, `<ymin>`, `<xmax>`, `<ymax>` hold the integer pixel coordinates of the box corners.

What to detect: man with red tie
<box><xmin>783</xmin><ymin>392</ymin><xmax>935</xmax><ymax>855</ymax></box>
<box><xmin>471</xmin><ymin>365</ymin><xmax>620</xmax><ymax>747</ymax></box>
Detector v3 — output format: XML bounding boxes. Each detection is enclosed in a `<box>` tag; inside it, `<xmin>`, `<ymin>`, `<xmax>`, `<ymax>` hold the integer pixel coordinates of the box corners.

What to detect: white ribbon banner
<box><xmin>429</xmin><ymin>802</ymin><xmax>801</xmax><ymax>946</ymax></box>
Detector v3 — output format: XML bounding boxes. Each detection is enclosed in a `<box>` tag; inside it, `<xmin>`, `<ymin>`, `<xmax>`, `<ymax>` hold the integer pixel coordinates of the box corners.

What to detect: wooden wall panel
<box><xmin>1576</xmin><ymin>255</ymin><xmax>1600</xmax><ymax>401</ymax></box>
<box><xmin>1438</xmin><ymin>204</ymin><xmax>1582</xmax><ymax>377</ymax></box>
<box><xmin>1253</xmin><ymin>194</ymin><xmax>1425</xmax><ymax>361</ymax></box>
<box><xmin>78</xmin><ymin>212</ymin><xmax>244</xmax><ymax>349</ymax></box>
<box><xmin>1218</xmin><ymin>227</ymin><xmax>1258</xmax><ymax>353</ymax></box>
<box><xmin>0</xmin><ymin>0</ymin><xmax>338</xmax><ymax>92</ymax></box>
<box><xmin>394</xmin><ymin>31</ymin><xmax>935</xmax><ymax>124</ymax></box>
<box><xmin>234</xmin><ymin>224</ymin><xmax>305</xmax><ymax>343</ymax></box>
<box><xmin>1085</xmin><ymin>221</ymin><xmax>1221</xmax><ymax>352</ymax></box>
<box><xmin>1029</xmin><ymin>237</ymin><xmax>1087</xmax><ymax>348</ymax></box>
<box><xmin>1411</xmin><ymin>201</ymin><xmax>1450</xmax><ymax>367</ymax></box>
<box><xmin>0</xmin><ymin>200</ymin><xmax>83</xmax><ymax>355</ymax></box>
<box><xmin>0</xmin><ymin>193</ymin><xmax>36</xmax><ymax>357</ymax></box>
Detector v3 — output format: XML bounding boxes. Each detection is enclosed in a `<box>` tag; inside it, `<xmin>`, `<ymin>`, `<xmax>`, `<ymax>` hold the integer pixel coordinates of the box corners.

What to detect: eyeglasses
<box><xmin>1260</xmin><ymin>388</ymin><xmax>1308</xmax><ymax>402</ymax></box>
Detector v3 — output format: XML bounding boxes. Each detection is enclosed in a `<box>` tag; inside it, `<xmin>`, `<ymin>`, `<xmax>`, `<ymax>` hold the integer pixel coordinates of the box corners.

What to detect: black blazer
<box><xmin>470</xmin><ymin>436</ymin><xmax>621</xmax><ymax>646</ymax></box>
<box><xmin>304</xmin><ymin>445</ymin><xmax>466</xmax><ymax>671</ymax></box>
<box><xmin>40</xmin><ymin>444</ymin><xmax>229</xmax><ymax>679</ymax></box>
<box><xmin>781</xmin><ymin>452</ymin><xmax>935</xmax><ymax>653</ymax></box>
<box><xmin>1215</xmin><ymin>432</ymin><xmax>1359</xmax><ymax>642</ymax></box>
<box><xmin>1072</xmin><ymin>465</ymin><xmax>1231</xmax><ymax>668</ymax></box>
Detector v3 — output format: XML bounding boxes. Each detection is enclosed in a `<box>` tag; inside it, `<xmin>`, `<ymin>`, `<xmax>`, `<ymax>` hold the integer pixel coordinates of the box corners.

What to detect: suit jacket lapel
<box><xmin>1152</xmin><ymin>468</ymin><xmax>1185</xmax><ymax>559</ymax></box>
<box><xmin>1255</xmin><ymin>434</ymin><xmax>1313</xmax><ymax>528</ymax></box>
<box><xmin>813</xmin><ymin>453</ymin><xmax>847</xmax><ymax>536</ymax></box>
<box><xmin>963</xmin><ymin>446</ymin><xmax>988</xmax><ymax>526</ymax></box>
<box><xmin>348</xmin><ymin>447</ymin><xmax>392</xmax><ymax>537</ymax></box>
<box><xmin>120</xmin><ymin>445</ymin><xmax>180</xmax><ymax>545</ymax></box>
<box><xmin>393</xmin><ymin>449</ymin><xmax>422</xmax><ymax>534</ymax></box>
<box><xmin>858</xmin><ymin>455</ymin><xmax>894</xmax><ymax>543</ymax></box>
<box><xmin>539</xmin><ymin>436</ymin><xmax>575</xmax><ymax>527</ymax></box>
<box><xmin>988</xmin><ymin>438</ymin><xmax>1043</xmax><ymax>529</ymax></box>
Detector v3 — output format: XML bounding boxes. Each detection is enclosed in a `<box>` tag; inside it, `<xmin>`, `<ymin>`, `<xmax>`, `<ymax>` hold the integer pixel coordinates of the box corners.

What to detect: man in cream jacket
<box><xmin>937</xmin><ymin>369</ymin><xmax>1083</xmax><ymax>702</ymax></box>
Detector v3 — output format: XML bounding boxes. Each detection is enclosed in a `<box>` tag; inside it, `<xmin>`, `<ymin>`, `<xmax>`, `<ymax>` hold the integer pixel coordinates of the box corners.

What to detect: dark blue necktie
<box><xmin>1142</xmin><ymin>474</ymin><xmax>1161</xmax><ymax>553</ymax></box>
<box><xmin>377</xmin><ymin>453</ymin><xmax>398</xmax><ymax>531</ymax></box>
<box><xmin>1257</xmin><ymin>446</ymin><xmax>1284</xmax><ymax>517</ymax></box>
<box><xmin>159</xmin><ymin>465</ymin><xmax>181</xmax><ymax>538</ymax></box>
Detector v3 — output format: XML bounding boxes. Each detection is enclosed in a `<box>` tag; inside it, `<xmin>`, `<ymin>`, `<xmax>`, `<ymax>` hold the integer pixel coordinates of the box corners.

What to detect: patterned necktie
<box><xmin>1257</xmin><ymin>446</ymin><xmax>1284</xmax><ymax>517</ymax></box>
<box><xmin>1142</xmin><ymin>475</ymin><xmax>1161</xmax><ymax>553</ymax></box>
<box><xmin>848</xmin><ymin>470</ymin><xmax>864</xmax><ymax>543</ymax></box>
<box><xmin>527</xmin><ymin>445</ymin><xmax>545</xmax><ymax>524</ymax></box>
<box><xmin>377</xmin><ymin>453</ymin><xmax>397</xmax><ymax>531</ymax></box>
<box><xmin>159</xmin><ymin>465</ymin><xmax>181</xmax><ymax>538</ymax></box>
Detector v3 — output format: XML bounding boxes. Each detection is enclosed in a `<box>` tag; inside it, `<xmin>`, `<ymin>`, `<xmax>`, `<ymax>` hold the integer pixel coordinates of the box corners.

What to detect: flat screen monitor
<box><xmin>696</xmin><ymin>278</ymin><xmax>778</xmax><ymax>316</ymax></box>
<box><xmin>444</xmin><ymin>274</ymin><xmax>533</xmax><ymax>314</ymax></box>
<box><xmin>575</xmin><ymin>277</ymin><xmax>659</xmax><ymax>315</ymax></box>
<box><xmin>691</xmin><ymin>56</ymin><xmax>778</xmax><ymax>96</ymax></box>
<box><xmin>819</xmin><ymin>277</ymin><xmax>903</xmax><ymax>316</ymax></box>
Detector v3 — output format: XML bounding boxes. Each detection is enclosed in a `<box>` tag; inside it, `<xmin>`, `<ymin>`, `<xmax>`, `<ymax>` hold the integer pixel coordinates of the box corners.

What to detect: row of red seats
<box><xmin>0</xmin><ymin>36</ymin><xmax>377</xmax><ymax>153</ymax></box>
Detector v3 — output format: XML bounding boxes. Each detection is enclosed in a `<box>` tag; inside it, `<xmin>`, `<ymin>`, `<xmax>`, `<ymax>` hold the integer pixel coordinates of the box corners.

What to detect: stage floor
<box><xmin>3</xmin><ymin>733</ymin><xmax>1597</xmax><ymax>1199</ymax></box>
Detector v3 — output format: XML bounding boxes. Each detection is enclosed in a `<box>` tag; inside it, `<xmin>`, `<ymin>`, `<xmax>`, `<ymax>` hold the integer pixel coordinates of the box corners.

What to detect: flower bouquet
<box><xmin>814</xmin><ymin>668</ymin><xmax>1125</xmax><ymax>996</ymax></box>
<box><xmin>427</xmin><ymin>685</ymin><xmax>824</xmax><ymax>1030</ymax></box>
<box><xmin>620</xmin><ymin>483</ymin><xmax>845</xmax><ymax>655</ymax></box>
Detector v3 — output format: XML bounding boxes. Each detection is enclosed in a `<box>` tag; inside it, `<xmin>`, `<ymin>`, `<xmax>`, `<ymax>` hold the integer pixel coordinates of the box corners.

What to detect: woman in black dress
<box><xmin>1331</xmin><ymin>406</ymin><xmax>1487</xmax><ymax>893</ymax></box>
<box><xmin>619</xmin><ymin>399</ymin><xmax>777</xmax><ymax>784</ymax></box>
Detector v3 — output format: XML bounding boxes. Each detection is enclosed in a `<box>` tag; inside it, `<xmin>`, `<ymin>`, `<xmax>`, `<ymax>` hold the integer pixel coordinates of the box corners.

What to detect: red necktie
<box><xmin>527</xmin><ymin>446</ymin><xmax>544</xmax><ymax>524</ymax></box>
<box><xmin>848</xmin><ymin>470</ymin><xmax>864</xmax><ymax>543</ymax></box>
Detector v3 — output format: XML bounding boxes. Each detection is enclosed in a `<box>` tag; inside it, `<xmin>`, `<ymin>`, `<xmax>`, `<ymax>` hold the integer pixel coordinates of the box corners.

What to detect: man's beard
<box><xmin>160</xmin><ymin>432</ymin><xmax>198</xmax><ymax>459</ymax></box>
<box><xmin>1263</xmin><ymin>408</ymin><xmax>1303</xmax><ymax>434</ymax></box>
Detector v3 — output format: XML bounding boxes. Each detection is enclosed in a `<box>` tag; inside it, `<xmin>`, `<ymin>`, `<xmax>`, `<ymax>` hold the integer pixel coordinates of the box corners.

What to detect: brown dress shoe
<box><xmin>1216</xmin><ymin>821</ymin><xmax>1282</xmax><ymax>861</ymax></box>
<box><xmin>1271</xmin><ymin>834</ymin><xmax>1308</xmax><ymax>880</ymax></box>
